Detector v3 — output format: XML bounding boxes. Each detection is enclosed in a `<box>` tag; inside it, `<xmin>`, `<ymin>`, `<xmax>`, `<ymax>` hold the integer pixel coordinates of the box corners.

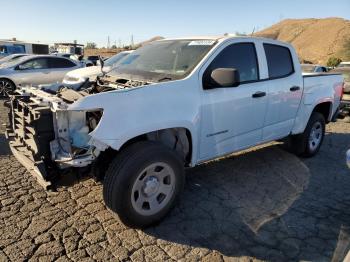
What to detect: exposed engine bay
<box><xmin>5</xmin><ymin>76</ymin><xmax>152</xmax><ymax>189</ymax></box>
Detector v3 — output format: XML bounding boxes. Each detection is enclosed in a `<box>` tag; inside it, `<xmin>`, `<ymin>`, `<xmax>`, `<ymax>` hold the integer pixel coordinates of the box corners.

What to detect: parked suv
<box><xmin>86</xmin><ymin>55</ymin><xmax>99</xmax><ymax>66</ymax></box>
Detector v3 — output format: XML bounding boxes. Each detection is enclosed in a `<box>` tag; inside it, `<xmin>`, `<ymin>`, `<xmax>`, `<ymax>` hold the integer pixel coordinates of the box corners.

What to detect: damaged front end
<box><xmin>5</xmin><ymin>87</ymin><xmax>105</xmax><ymax>189</ymax></box>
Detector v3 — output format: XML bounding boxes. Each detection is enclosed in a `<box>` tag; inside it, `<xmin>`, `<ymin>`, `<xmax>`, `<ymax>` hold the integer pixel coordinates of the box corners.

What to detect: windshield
<box><xmin>110</xmin><ymin>39</ymin><xmax>216</xmax><ymax>81</ymax></box>
<box><xmin>0</xmin><ymin>54</ymin><xmax>26</xmax><ymax>64</ymax></box>
<box><xmin>104</xmin><ymin>52</ymin><xmax>130</xmax><ymax>68</ymax></box>
<box><xmin>301</xmin><ymin>65</ymin><xmax>316</xmax><ymax>73</ymax></box>
<box><xmin>0</xmin><ymin>55</ymin><xmax>30</xmax><ymax>68</ymax></box>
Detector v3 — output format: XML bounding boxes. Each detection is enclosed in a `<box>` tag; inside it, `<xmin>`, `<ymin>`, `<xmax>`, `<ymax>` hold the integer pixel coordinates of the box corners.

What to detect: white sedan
<box><xmin>62</xmin><ymin>50</ymin><xmax>133</xmax><ymax>89</ymax></box>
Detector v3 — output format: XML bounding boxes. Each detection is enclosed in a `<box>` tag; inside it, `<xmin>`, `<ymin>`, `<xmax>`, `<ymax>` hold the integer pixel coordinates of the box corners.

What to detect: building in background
<box><xmin>54</xmin><ymin>43</ymin><xmax>84</xmax><ymax>55</ymax></box>
<box><xmin>0</xmin><ymin>38</ymin><xmax>49</xmax><ymax>58</ymax></box>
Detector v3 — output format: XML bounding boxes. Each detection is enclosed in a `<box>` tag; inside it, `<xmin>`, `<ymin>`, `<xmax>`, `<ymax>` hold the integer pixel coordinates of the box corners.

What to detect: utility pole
<box><xmin>107</xmin><ymin>36</ymin><xmax>110</xmax><ymax>49</ymax></box>
<box><xmin>131</xmin><ymin>34</ymin><xmax>134</xmax><ymax>48</ymax></box>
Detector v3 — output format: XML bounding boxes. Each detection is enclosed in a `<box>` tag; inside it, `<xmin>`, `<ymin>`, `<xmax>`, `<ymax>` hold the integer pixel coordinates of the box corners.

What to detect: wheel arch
<box><xmin>0</xmin><ymin>77</ymin><xmax>16</xmax><ymax>97</ymax></box>
<box><xmin>312</xmin><ymin>101</ymin><xmax>333</xmax><ymax>123</ymax></box>
<box><xmin>0</xmin><ymin>77</ymin><xmax>16</xmax><ymax>87</ymax></box>
<box><xmin>291</xmin><ymin>99</ymin><xmax>333</xmax><ymax>135</ymax></box>
<box><xmin>118</xmin><ymin>127</ymin><xmax>194</xmax><ymax>166</ymax></box>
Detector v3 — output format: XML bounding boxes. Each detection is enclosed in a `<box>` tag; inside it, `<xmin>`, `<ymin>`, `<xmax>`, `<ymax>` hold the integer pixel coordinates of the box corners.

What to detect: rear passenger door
<box><xmin>261</xmin><ymin>43</ymin><xmax>303</xmax><ymax>142</ymax></box>
<box><xmin>47</xmin><ymin>57</ymin><xmax>78</xmax><ymax>83</ymax></box>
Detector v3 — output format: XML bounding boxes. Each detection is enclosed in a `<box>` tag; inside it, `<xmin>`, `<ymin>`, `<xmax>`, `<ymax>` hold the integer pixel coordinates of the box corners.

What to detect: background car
<box><xmin>53</xmin><ymin>53</ymin><xmax>72</xmax><ymax>58</ymax></box>
<box><xmin>337</xmin><ymin>62</ymin><xmax>350</xmax><ymax>68</ymax></box>
<box><xmin>62</xmin><ymin>50</ymin><xmax>133</xmax><ymax>89</ymax></box>
<box><xmin>331</xmin><ymin>67</ymin><xmax>350</xmax><ymax>93</ymax></box>
<box><xmin>0</xmin><ymin>53</ymin><xmax>30</xmax><ymax>65</ymax></box>
<box><xmin>0</xmin><ymin>55</ymin><xmax>81</xmax><ymax>97</ymax></box>
<box><xmin>301</xmin><ymin>64</ymin><xmax>328</xmax><ymax>73</ymax></box>
<box><xmin>331</xmin><ymin>67</ymin><xmax>350</xmax><ymax>118</ymax></box>
<box><xmin>85</xmin><ymin>55</ymin><xmax>100</xmax><ymax>66</ymax></box>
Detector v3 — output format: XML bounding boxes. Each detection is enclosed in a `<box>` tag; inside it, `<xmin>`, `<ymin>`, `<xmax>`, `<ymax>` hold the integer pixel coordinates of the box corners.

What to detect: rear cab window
<box><xmin>263</xmin><ymin>43</ymin><xmax>294</xmax><ymax>79</ymax></box>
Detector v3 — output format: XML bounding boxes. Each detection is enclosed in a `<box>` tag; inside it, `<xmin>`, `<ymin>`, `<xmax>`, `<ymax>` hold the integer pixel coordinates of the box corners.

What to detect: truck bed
<box><xmin>301</xmin><ymin>72</ymin><xmax>343</xmax><ymax>122</ymax></box>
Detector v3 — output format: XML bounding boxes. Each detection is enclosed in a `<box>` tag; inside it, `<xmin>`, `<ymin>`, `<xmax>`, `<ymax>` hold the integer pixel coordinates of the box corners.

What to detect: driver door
<box><xmin>199</xmin><ymin>42</ymin><xmax>268</xmax><ymax>161</ymax></box>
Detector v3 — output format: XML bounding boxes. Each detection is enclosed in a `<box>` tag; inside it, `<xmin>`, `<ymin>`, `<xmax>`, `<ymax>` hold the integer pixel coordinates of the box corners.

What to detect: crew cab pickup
<box><xmin>5</xmin><ymin>36</ymin><xmax>344</xmax><ymax>228</ymax></box>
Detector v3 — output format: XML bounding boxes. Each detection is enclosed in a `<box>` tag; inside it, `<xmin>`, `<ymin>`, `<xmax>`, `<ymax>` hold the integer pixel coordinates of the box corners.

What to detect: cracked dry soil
<box><xmin>0</xmin><ymin>100</ymin><xmax>349</xmax><ymax>261</ymax></box>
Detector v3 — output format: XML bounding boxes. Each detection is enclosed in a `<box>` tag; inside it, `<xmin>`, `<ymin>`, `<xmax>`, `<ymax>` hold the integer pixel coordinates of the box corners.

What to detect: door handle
<box><xmin>252</xmin><ymin>91</ymin><xmax>266</xmax><ymax>98</ymax></box>
<box><xmin>290</xmin><ymin>86</ymin><xmax>300</xmax><ymax>91</ymax></box>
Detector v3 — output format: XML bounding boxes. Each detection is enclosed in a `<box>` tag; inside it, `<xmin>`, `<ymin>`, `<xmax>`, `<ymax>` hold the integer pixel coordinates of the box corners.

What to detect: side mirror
<box><xmin>209</xmin><ymin>68</ymin><xmax>240</xmax><ymax>88</ymax></box>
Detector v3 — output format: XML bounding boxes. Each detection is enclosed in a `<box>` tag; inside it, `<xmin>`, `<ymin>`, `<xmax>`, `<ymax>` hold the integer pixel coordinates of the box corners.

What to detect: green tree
<box><xmin>86</xmin><ymin>42</ymin><xmax>97</xmax><ymax>49</ymax></box>
<box><xmin>326</xmin><ymin>57</ymin><xmax>342</xmax><ymax>67</ymax></box>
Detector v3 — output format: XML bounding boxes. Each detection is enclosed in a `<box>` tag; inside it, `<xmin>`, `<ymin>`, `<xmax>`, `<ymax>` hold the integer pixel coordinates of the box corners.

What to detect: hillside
<box><xmin>138</xmin><ymin>36</ymin><xmax>164</xmax><ymax>47</ymax></box>
<box><xmin>255</xmin><ymin>17</ymin><xmax>350</xmax><ymax>64</ymax></box>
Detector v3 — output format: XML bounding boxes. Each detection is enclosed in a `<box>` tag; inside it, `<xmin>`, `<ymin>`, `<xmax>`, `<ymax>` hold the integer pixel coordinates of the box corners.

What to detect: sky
<box><xmin>1</xmin><ymin>0</ymin><xmax>349</xmax><ymax>47</ymax></box>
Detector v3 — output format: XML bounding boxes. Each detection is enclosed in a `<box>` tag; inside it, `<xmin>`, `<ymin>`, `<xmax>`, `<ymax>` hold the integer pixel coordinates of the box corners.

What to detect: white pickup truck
<box><xmin>6</xmin><ymin>36</ymin><xmax>344</xmax><ymax>228</ymax></box>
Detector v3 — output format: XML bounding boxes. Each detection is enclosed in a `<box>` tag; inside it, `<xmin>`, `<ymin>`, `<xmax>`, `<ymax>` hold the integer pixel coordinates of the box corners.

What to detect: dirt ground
<box><xmin>0</xmin><ymin>99</ymin><xmax>349</xmax><ymax>261</ymax></box>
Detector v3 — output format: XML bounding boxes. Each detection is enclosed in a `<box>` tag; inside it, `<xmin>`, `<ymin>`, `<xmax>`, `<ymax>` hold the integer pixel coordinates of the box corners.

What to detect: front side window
<box><xmin>264</xmin><ymin>44</ymin><xmax>294</xmax><ymax>78</ymax></box>
<box><xmin>203</xmin><ymin>43</ymin><xmax>259</xmax><ymax>88</ymax></box>
<box><xmin>20</xmin><ymin>58</ymin><xmax>48</xmax><ymax>70</ymax></box>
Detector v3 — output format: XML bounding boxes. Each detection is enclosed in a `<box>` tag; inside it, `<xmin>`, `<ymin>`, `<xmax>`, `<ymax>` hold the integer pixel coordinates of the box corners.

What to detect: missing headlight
<box><xmin>86</xmin><ymin>110</ymin><xmax>103</xmax><ymax>132</ymax></box>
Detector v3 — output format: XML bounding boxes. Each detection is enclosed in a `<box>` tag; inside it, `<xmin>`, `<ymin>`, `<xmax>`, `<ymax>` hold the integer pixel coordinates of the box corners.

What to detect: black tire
<box><xmin>285</xmin><ymin>112</ymin><xmax>325</xmax><ymax>157</ymax></box>
<box><xmin>0</xmin><ymin>79</ymin><xmax>15</xmax><ymax>98</ymax></box>
<box><xmin>103</xmin><ymin>141</ymin><xmax>185</xmax><ymax>228</ymax></box>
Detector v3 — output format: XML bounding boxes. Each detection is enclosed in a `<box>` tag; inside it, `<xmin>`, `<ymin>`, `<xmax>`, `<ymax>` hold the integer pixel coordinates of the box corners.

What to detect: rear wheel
<box><xmin>0</xmin><ymin>79</ymin><xmax>15</xmax><ymax>98</ymax></box>
<box><xmin>103</xmin><ymin>141</ymin><xmax>185</xmax><ymax>228</ymax></box>
<box><xmin>284</xmin><ymin>112</ymin><xmax>325</xmax><ymax>157</ymax></box>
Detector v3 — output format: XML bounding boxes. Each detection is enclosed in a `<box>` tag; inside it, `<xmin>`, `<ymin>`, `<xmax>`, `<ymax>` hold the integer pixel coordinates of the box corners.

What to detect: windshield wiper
<box><xmin>157</xmin><ymin>77</ymin><xmax>172</xmax><ymax>82</ymax></box>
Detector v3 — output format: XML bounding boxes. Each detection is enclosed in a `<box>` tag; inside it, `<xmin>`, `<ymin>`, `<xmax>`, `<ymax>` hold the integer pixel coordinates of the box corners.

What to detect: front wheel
<box><xmin>103</xmin><ymin>141</ymin><xmax>185</xmax><ymax>228</ymax></box>
<box><xmin>0</xmin><ymin>79</ymin><xmax>15</xmax><ymax>98</ymax></box>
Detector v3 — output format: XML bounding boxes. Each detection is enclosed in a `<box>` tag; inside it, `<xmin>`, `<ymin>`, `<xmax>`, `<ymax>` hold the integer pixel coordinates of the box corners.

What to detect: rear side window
<box><xmin>49</xmin><ymin>58</ymin><xmax>76</xmax><ymax>68</ymax></box>
<box><xmin>205</xmin><ymin>43</ymin><xmax>259</xmax><ymax>85</ymax></box>
<box><xmin>264</xmin><ymin>44</ymin><xmax>294</xmax><ymax>78</ymax></box>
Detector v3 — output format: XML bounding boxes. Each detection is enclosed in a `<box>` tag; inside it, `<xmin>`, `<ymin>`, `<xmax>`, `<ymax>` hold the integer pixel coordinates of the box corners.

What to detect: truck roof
<box><xmin>158</xmin><ymin>35</ymin><xmax>292</xmax><ymax>46</ymax></box>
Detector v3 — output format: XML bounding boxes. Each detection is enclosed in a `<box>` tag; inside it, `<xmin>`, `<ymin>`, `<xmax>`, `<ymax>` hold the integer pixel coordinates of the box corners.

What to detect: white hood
<box><xmin>65</xmin><ymin>66</ymin><xmax>103</xmax><ymax>80</ymax></box>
